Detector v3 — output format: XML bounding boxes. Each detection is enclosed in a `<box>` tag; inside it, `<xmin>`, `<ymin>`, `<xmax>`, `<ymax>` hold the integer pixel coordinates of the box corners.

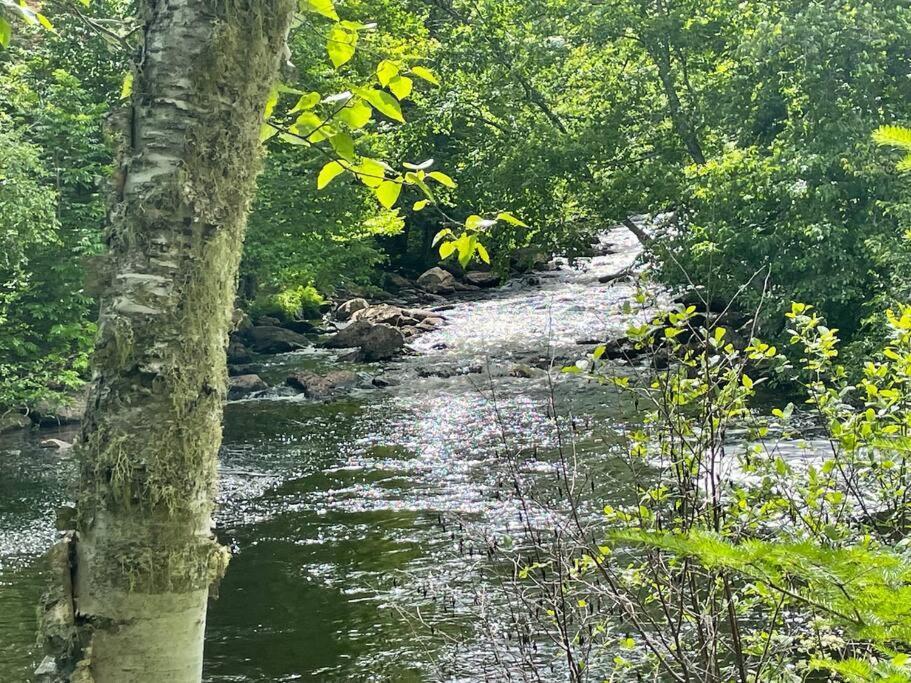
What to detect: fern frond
<box><xmin>873</xmin><ymin>125</ymin><xmax>911</xmax><ymax>152</ymax></box>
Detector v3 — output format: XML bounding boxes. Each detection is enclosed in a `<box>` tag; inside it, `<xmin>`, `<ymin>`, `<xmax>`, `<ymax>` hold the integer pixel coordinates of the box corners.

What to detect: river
<box><xmin>0</xmin><ymin>228</ymin><xmax>653</xmax><ymax>681</ymax></box>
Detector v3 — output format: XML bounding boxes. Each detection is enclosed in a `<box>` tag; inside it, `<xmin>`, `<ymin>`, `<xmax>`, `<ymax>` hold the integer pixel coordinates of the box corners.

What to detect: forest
<box><xmin>2</xmin><ymin>0</ymin><xmax>911</xmax><ymax>681</ymax></box>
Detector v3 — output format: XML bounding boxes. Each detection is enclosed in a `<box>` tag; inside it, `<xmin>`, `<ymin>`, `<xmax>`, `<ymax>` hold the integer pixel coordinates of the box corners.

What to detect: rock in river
<box><xmin>417</xmin><ymin>267</ymin><xmax>456</xmax><ymax>294</ymax></box>
<box><xmin>325</xmin><ymin>320</ymin><xmax>405</xmax><ymax>361</ymax></box>
<box><xmin>228</xmin><ymin>374</ymin><xmax>269</xmax><ymax>400</ymax></box>
<box><xmin>286</xmin><ymin>370</ymin><xmax>360</xmax><ymax>400</ymax></box>
<box><xmin>245</xmin><ymin>326</ymin><xmax>309</xmax><ymax>354</ymax></box>
<box><xmin>335</xmin><ymin>298</ymin><xmax>370</xmax><ymax>321</ymax></box>
<box><xmin>463</xmin><ymin>271</ymin><xmax>501</xmax><ymax>288</ymax></box>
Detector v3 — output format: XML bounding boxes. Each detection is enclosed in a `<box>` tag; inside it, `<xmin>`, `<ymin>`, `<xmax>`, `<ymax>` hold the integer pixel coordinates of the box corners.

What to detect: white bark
<box><xmin>38</xmin><ymin>0</ymin><xmax>295</xmax><ymax>680</ymax></box>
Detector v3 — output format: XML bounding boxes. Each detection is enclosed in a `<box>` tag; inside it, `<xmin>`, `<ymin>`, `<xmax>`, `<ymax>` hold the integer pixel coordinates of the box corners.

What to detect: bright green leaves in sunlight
<box><xmin>299</xmin><ymin>0</ymin><xmax>338</xmax><ymax>21</ymax></box>
<box><xmin>317</xmin><ymin>161</ymin><xmax>346</xmax><ymax>189</ymax></box>
<box><xmin>375</xmin><ymin>181</ymin><xmax>401</xmax><ymax>209</ymax></box>
<box><xmin>874</xmin><ymin>125</ymin><xmax>911</xmax><ymax>172</ymax></box>
<box><xmin>410</xmin><ymin>66</ymin><xmax>439</xmax><ymax>86</ymax></box>
<box><xmin>327</xmin><ymin>22</ymin><xmax>358</xmax><ymax>68</ymax></box>
<box><xmin>354</xmin><ymin>87</ymin><xmax>404</xmax><ymax>123</ymax></box>
<box><xmin>0</xmin><ymin>0</ymin><xmax>54</xmax><ymax>47</ymax></box>
<box><xmin>0</xmin><ymin>17</ymin><xmax>11</xmax><ymax>47</ymax></box>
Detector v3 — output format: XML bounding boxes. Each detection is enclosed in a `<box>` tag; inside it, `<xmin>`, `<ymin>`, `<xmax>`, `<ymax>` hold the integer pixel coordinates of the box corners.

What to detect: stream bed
<box><xmin>1</xmin><ymin>229</ymin><xmax>656</xmax><ymax>681</ymax></box>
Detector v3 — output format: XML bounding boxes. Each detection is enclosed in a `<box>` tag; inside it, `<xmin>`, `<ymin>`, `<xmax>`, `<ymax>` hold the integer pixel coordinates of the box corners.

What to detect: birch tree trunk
<box><xmin>37</xmin><ymin>0</ymin><xmax>294</xmax><ymax>680</ymax></box>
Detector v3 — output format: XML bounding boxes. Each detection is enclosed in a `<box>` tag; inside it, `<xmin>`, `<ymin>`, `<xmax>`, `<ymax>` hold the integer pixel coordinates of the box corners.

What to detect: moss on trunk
<box><xmin>38</xmin><ymin>0</ymin><xmax>295</xmax><ymax>680</ymax></box>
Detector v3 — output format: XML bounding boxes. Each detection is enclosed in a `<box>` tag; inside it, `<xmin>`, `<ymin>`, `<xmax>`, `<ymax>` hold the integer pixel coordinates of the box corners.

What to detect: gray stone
<box><xmin>286</xmin><ymin>370</ymin><xmax>359</xmax><ymax>400</ymax></box>
<box><xmin>325</xmin><ymin>320</ymin><xmax>405</xmax><ymax>361</ymax></box>
<box><xmin>228</xmin><ymin>374</ymin><xmax>268</xmax><ymax>400</ymax></box>
<box><xmin>464</xmin><ymin>271</ymin><xmax>501</xmax><ymax>288</ymax></box>
<box><xmin>335</xmin><ymin>298</ymin><xmax>370</xmax><ymax>321</ymax></box>
<box><xmin>0</xmin><ymin>412</ymin><xmax>30</xmax><ymax>434</ymax></box>
<box><xmin>350</xmin><ymin>304</ymin><xmax>405</xmax><ymax>326</ymax></box>
<box><xmin>39</xmin><ymin>439</ymin><xmax>73</xmax><ymax>451</ymax></box>
<box><xmin>417</xmin><ymin>267</ymin><xmax>456</xmax><ymax>294</ymax></box>
<box><xmin>245</xmin><ymin>326</ymin><xmax>309</xmax><ymax>354</ymax></box>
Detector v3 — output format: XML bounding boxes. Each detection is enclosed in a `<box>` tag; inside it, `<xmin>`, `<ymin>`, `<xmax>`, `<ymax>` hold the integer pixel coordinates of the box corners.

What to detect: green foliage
<box><xmin>0</xmin><ymin>19</ymin><xmax>118</xmax><ymax>408</ymax></box>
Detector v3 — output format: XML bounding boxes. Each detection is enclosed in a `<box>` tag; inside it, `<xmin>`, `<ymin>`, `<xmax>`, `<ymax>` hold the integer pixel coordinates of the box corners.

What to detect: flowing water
<box><xmin>0</xmin><ymin>229</ymin><xmax>655</xmax><ymax>681</ymax></box>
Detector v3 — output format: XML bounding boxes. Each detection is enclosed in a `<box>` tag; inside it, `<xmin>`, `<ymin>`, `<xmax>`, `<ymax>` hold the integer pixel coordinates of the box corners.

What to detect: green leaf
<box><xmin>0</xmin><ymin>18</ymin><xmax>10</xmax><ymax>47</ymax></box>
<box><xmin>457</xmin><ymin>235</ymin><xmax>476</xmax><ymax>268</ymax></box>
<box><xmin>263</xmin><ymin>85</ymin><xmax>280</xmax><ymax>120</ymax></box>
<box><xmin>290</xmin><ymin>112</ymin><xmax>323</xmax><ymax>137</ymax></box>
<box><xmin>388</xmin><ymin>75</ymin><xmax>413</xmax><ymax>100</ymax></box>
<box><xmin>465</xmin><ymin>215</ymin><xmax>496</xmax><ymax>230</ymax></box>
<box><xmin>120</xmin><ymin>72</ymin><xmax>133</xmax><ymax>100</ymax></box>
<box><xmin>260</xmin><ymin>124</ymin><xmax>278</xmax><ymax>142</ymax></box>
<box><xmin>359</xmin><ymin>87</ymin><xmax>405</xmax><ymax>123</ymax></box>
<box><xmin>439</xmin><ymin>241</ymin><xmax>457</xmax><ymax>259</ymax></box>
<box><xmin>375</xmin><ymin>180</ymin><xmax>402</xmax><ymax>209</ymax></box>
<box><xmin>404</xmin><ymin>159</ymin><xmax>434</xmax><ymax>170</ymax></box>
<box><xmin>290</xmin><ymin>91</ymin><xmax>321</xmax><ymax>113</ymax></box>
<box><xmin>336</xmin><ymin>99</ymin><xmax>372</xmax><ymax>130</ymax></box>
<box><xmin>432</xmin><ymin>228</ymin><xmax>453</xmax><ymax>246</ymax></box>
<box><xmin>327</xmin><ymin>24</ymin><xmax>357</xmax><ymax>68</ymax></box>
<box><xmin>476</xmin><ymin>243</ymin><xmax>490</xmax><ymax>264</ymax></box>
<box><xmin>317</xmin><ymin>160</ymin><xmax>346</xmax><ymax>189</ymax></box>
<box><xmin>36</xmin><ymin>12</ymin><xmax>52</xmax><ymax>30</ymax></box>
<box><xmin>329</xmin><ymin>132</ymin><xmax>355</xmax><ymax>161</ymax></box>
<box><xmin>410</xmin><ymin>66</ymin><xmax>440</xmax><ymax>86</ymax></box>
<box><xmin>496</xmin><ymin>211</ymin><xmax>529</xmax><ymax>228</ymax></box>
<box><xmin>376</xmin><ymin>60</ymin><xmax>399</xmax><ymax>87</ymax></box>
<box><xmin>428</xmin><ymin>171</ymin><xmax>456</xmax><ymax>188</ymax></box>
<box><xmin>354</xmin><ymin>158</ymin><xmax>387</xmax><ymax>188</ymax></box>
<box><xmin>300</xmin><ymin>0</ymin><xmax>338</xmax><ymax>21</ymax></box>
<box><xmin>413</xmin><ymin>200</ymin><xmax>430</xmax><ymax>211</ymax></box>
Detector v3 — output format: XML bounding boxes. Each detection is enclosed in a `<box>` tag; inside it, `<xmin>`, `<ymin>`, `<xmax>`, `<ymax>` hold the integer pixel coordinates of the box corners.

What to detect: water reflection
<box><xmin>0</xmin><ymin>228</ymin><xmax>669</xmax><ymax>681</ymax></box>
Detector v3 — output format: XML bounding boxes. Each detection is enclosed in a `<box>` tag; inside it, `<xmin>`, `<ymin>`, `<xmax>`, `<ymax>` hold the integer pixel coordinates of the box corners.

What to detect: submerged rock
<box><xmin>286</xmin><ymin>370</ymin><xmax>359</xmax><ymax>400</ymax></box>
<box><xmin>417</xmin><ymin>267</ymin><xmax>456</xmax><ymax>294</ymax></box>
<box><xmin>228</xmin><ymin>374</ymin><xmax>268</xmax><ymax>400</ymax></box>
<box><xmin>245</xmin><ymin>326</ymin><xmax>309</xmax><ymax>354</ymax></box>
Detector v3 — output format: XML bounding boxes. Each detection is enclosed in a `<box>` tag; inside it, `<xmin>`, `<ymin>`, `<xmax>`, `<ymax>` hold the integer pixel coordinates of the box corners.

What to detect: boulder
<box><xmin>227</xmin><ymin>339</ymin><xmax>252</xmax><ymax>364</ymax></box>
<box><xmin>283</xmin><ymin>319</ymin><xmax>320</xmax><ymax>334</ymax></box>
<box><xmin>0</xmin><ymin>412</ymin><xmax>30</xmax><ymax>434</ymax></box>
<box><xmin>464</xmin><ymin>271</ymin><xmax>501</xmax><ymax>288</ymax></box>
<box><xmin>245</xmin><ymin>326</ymin><xmax>309</xmax><ymax>354</ymax></box>
<box><xmin>39</xmin><ymin>439</ymin><xmax>73</xmax><ymax>451</ymax></box>
<box><xmin>31</xmin><ymin>393</ymin><xmax>86</xmax><ymax>427</ymax></box>
<box><xmin>372</xmin><ymin>375</ymin><xmax>400</xmax><ymax>388</ymax></box>
<box><xmin>231</xmin><ymin>308</ymin><xmax>253</xmax><ymax>334</ymax></box>
<box><xmin>325</xmin><ymin>320</ymin><xmax>405</xmax><ymax>361</ymax></box>
<box><xmin>384</xmin><ymin>273</ymin><xmax>414</xmax><ymax>291</ymax></box>
<box><xmin>510</xmin><ymin>247</ymin><xmax>550</xmax><ymax>273</ymax></box>
<box><xmin>335</xmin><ymin>298</ymin><xmax>369</xmax><ymax>321</ymax></box>
<box><xmin>228</xmin><ymin>374</ymin><xmax>268</xmax><ymax>400</ymax></box>
<box><xmin>417</xmin><ymin>267</ymin><xmax>456</xmax><ymax>294</ymax></box>
<box><xmin>255</xmin><ymin>315</ymin><xmax>283</xmax><ymax>327</ymax></box>
<box><xmin>351</xmin><ymin>304</ymin><xmax>405</xmax><ymax>326</ymax></box>
<box><xmin>508</xmin><ymin>364</ymin><xmax>538</xmax><ymax>379</ymax></box>
<box><xmin>286</xmin><ymin>370</ymin><xmax>359</xmax><ymax>400</ymax></box>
